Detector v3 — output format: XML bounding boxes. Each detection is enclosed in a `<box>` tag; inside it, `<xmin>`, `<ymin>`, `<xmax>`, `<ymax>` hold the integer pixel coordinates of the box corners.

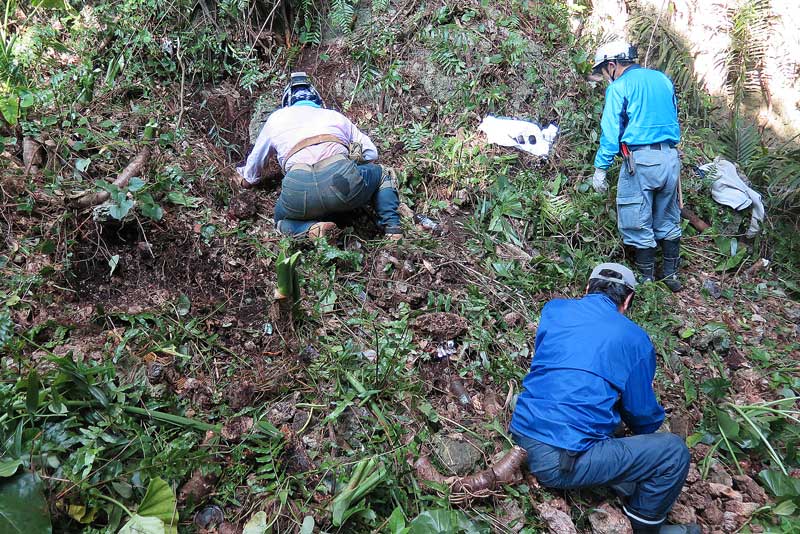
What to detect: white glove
<box><xmin>592</xmin><ymin>168</ymin><xmax>608</xmax><ymax>193</ymax></box>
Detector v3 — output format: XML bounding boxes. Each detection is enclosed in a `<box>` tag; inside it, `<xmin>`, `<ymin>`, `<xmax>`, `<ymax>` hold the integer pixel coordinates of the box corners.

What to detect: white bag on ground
<box><xmin>699</xmin><ymin>157</ymin><xmax>766</xmax><ymax>237</ymax></box>
<box><xmin>478</xmin><ymin>115</ymin><xmax>558</xmax><ymax>157</ymax></box>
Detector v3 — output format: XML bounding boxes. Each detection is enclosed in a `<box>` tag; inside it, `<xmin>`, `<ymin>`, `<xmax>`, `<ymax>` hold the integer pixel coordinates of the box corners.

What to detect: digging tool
<box><xmin>620</xmin><ymin>143</ymin><xmax>636</xmax><ymax>175</ymax></box>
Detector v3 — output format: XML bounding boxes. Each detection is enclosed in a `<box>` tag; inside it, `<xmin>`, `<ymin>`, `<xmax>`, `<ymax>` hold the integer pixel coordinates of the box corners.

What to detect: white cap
<box><xmin>592</xmin><ymin>41</ymin><xmax>637</xmax><ymax>71</ymax></box>
<box><xmin>590</xmin><ymin>262</ymin><xmax>638</xmax><ymax>290</ymax></box>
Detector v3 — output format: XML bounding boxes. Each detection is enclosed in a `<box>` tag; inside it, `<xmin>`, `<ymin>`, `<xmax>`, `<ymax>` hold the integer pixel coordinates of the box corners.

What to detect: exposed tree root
<box><xmin>73</xmin><ymin>146</ymin><xmax>151</xmax><ymax>208</ymax></box>
<box><xmin>681</xmin><ymin>206</ymin><xmax>710</xmax><ymax>232</ymax></box>
<box><xmin>414</xmin><ymin>445</ymin><xmax>528</xmax><ymax>502</ymax></box>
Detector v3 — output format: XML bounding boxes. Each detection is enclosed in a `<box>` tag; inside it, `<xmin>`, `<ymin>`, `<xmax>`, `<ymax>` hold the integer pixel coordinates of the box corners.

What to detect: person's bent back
<box><xmin>510</xmin><ymin>263</ymin><xmax>699</xmax><ymax>534</ymax></box>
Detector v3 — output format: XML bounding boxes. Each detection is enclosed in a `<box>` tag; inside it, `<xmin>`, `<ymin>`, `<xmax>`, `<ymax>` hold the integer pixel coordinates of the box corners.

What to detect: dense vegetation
<box><xmin>1</xmin><ymin>0</ymin><xmax>798</xmax><ymax>533</ymax></box>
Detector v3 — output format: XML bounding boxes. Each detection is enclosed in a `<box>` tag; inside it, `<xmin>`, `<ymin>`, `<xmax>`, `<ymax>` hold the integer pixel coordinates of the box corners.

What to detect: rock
<box><xmin>193</xmin><ymin>505</ymin><xmax>224</xmax><ymax>529</ymax></box>
<box><xmin>534</xmin><ymin>501</ymin><xmax>578</xmax><ymax>534</ymax></box>
<box><xmin>669</xmin><ymin>414</ymin><xmax>691</xmax><ymax>439</ymax></box>
<box><xmin>498</xmin><ymin>498</ymin><xmax>526</xmax><ymax>533</ymax></box>
<box><xmin>732</xmin><ymin>474</ymin><xmax>769</xmax><ymax>505</ymax></box>
<box><xmin>685</xmin><ymin>464</ymin><xmax>701</xmax><ymax>484</ymax></box>
<box><xmin>725</xmin><ymin>500</ymin><xmax>759</xmax><ymax>519</ymax></box>
<box><xmin>221</xmin><ymin>416</ymin><xmax>254</xmax><ymax>441</ymax></box>
<box><xmin>703</xmin><ymin>501</ymin><xmax>724</xmax><ymax>524</ymax></box>
<box><xmin>709</xmin><ymin>464</ymin><xmax>733</xmax><ymax>487</ymax></box>
<box><xmin>668</xmin><ymin>503</ymin><xmax>697</xmax><ymax>524</ymax></box>
<box><xmin>722</xmin><ymin>511</ymin><xmax>738</xmax><ymax>531</ymax></box>
<box><xmin>702</xmin><ymin>279</ymin><xmax>723</xmax><ymax>299</ymax></box>
<box><xmin>433</xmin><ymin>433</ymin><xmax>482</xmax><ymax>476</ymax></box>
<box><xmin>407</xmin><ymin>50</ymin><xmax>460</xmax><ymax>104</ymax></box>
<box><xmin>784</xmin><ymin>306</ymin><xmax>800</xmax><ymax>322</ymax></box>
<box><xmin>708</xmin><ymin>482</ymin><xmax>743</xmax><ymax>501</ymax></box>
<box><xmin>690</xmin><ymin>324</ymin><xmax>730</xmax><ymax>353</ymax></box>
<box><xmin>588</xmin><ymin>504</ymin><xmax>633</xmax><ymax>534</ymax></box>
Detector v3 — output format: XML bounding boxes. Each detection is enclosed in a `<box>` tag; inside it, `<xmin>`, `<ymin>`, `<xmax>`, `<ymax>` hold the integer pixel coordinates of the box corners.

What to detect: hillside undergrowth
<box><xmin>1</xmin><ymin>1</ymin><xmax>799</xmax><ymax>533</ymax></box>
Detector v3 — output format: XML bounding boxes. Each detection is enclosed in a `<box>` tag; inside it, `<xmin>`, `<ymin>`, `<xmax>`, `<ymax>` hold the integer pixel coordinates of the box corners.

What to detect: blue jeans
<box><xmin>512</xmin><ymin>432</ymin><xmax>689</xmax><ymax>529</ymax></box>
<box><xmin>273</xmin><ymin>156</ymin><xmax>401</xmax><ymax>236</ymax></box>
<box><xmin>616</xmin><ymin>145</ymin><xmax>682</xmax><ymax>249</ymax></box>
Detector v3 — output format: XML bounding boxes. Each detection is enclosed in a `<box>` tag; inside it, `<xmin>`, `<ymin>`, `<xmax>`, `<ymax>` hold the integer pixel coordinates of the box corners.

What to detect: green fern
<box><xmin>719</xmin><ymin>114</ymin><xmax>762</xmax><ymax>168</ymax></box>
<box><xmin>719</xmin><ymin>0</ymin><xmax>772</xmax><ymax>109</ymax></box>
<box><xmin>540</xmin><ymin>193</ymin><xmax>575</xmax><ymax>231</ymax></box>
<box><xmin>373</xmin><ymin>0</ymin><xmax>390</xmax><ymax>13</ymax></box>
<box><xmin>330</xmin><ymin>0</ymin><xmax>355</xmax><ymax>34</ymax></box>
<box><xmin>431</xmin><ymin>47</ymin><xmax>465</xmax><ymax>76</ymax></box>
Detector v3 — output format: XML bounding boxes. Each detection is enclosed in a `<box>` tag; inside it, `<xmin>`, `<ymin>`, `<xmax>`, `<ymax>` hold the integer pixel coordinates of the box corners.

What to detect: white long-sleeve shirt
<box><xmin>237</xmin><ymin>104</ymin><xmax>379</xmax><ymax>185</ymax></box>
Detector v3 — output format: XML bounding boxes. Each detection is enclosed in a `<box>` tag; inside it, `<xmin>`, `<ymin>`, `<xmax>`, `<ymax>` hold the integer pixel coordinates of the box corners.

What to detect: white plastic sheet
<box><xmin>478</xmin><ymin>115</ymin><xmax>558</xmax><ymax>157</ymax></box>
<box><xmin>699</xmin><ymin>157</ymin><xmax>766</xmax><ymax>237</ymax></box>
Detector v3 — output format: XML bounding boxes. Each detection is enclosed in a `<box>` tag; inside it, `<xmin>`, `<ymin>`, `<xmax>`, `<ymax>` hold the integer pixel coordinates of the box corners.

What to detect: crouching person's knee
<box><xmin>662</xmin><ymin>433</ymin><xmax>690</xmax><ymax>475</ymax></box>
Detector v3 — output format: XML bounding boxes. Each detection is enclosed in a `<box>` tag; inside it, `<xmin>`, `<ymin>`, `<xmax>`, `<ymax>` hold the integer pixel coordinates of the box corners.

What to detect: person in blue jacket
<box><xmin>510</xmin><ymin>263</ymin><xmax>699</xmax><ymax>534</ymax></box>
<box><xmin>591</xmin><ymin>41</ymin><xmax>683</xmax><ymax>292</ymax></box>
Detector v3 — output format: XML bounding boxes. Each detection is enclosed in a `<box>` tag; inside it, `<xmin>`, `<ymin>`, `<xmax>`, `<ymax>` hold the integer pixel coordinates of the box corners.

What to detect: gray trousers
<box><xmin>616</xmin><ymin>145</ymin><xmax>682</xmax><ymax>249</ymax></box>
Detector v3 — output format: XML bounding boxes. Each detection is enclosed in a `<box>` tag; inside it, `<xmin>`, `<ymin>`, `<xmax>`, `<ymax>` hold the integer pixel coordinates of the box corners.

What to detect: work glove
<box><xmin>592</xmin><ymin>167</ymin><xmax>608</xmax><ymax>193</ymax></box>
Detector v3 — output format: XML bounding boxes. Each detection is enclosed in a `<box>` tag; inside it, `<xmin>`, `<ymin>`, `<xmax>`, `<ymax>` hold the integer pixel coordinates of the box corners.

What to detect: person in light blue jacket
<box><xmin>591</xmin><ymin>41</ymin><xmax>683</xmax><ymax>292</ymax></box>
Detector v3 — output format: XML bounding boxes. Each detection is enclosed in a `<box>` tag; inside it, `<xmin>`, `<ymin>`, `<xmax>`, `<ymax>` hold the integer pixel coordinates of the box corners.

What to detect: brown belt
<box><xmin>287</xmin><ymin>153</ymin><xmax>349</xmax><ymax>173</ymax></box>
<box><xmin>283</xmin><ymin>134</ymin><xmax>347</xmax><ymax>171</ymax></box>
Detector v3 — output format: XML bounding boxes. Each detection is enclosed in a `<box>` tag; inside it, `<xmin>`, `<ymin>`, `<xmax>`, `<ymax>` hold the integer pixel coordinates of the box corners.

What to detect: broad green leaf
<box><xmin>716</xmin><ymin>410</ymin><xmax>740</xmax><ymax>439</ymax></box>
<box><xmin>759</xmin><ymin>469</ymin><xmax>800</xmax><ymax>499</ymax></box>
<box><xmin>109</xmin><ymin>198</ymin><xmax>134</xmax><ymax>220</ymax></box>
<box><xmin>299</xmin><ymin>515</ymin><xmax>314</xmax><ymax>534</ymax></box>
<box><xmin>0</xmin><ymin>472</ymin><xmax>52</xmax><ymax>533</ymax></box>
<box><xmin>127</xmin><ymin>177</ymin><xmax>146</xmax><ymax>192</ymax></box>
<box><xmin>0</xmin><ymin>94</ymin><xmax>20</xmax><ymax>125</ymax></box>
<box><xmin>26</xmin><ymin>369</ymin><xmax>40</xmax><ymax>416</ymax></box>
<box><xmin>76</xmin><ymin>158</ymin><xmax>91</xmax><ymax>172</ymax></box>
<box><xmin>19</xmin><ymin>92</ymin><xmax>34</xmax><ymax>109</ymax></box>
<box><xmin>118</xmin><ymin>514</ymin><xmax>166</xmax><ymax>534</ymax></box>
<box><xmin>32</xmin><ymin>0</ymin><xmax>68</xmax><ymax>8</ymax></box>
<box><xmin>137</xmin><ymin>477</ymin><xmax>178</xmax><ymax>533</ymax></box>
<box><xmin>408</xmin><ymin>509</ymin><xmax>490</xmax><ymax>534</ymax></box>
<box><xmin>67</xmin><ymin>504</ymin><xmax>97</xmax><ymax>524</ymax></box>
<box><xmin>679</xmin><ymin>328</ymin><xmax>695</xmax><ymax>339</ymax></box>
<box><xmin>165</xmin><ymin>191</ymin><xmax>202</xmax><ymax>208</ymax></box>
<box><xmin>686</xmin><ymin>432</ymin><xmax>704</xmax><ymax>448</ymax></box>
<box><xmin>0</xmin><ymin>458</ymin><xmax>23</xmax><ymax>478</ymax></box>
<box><xmin>138</xmin><ymin>194</ymin><xmax>163</xmax><ymax>221</ymax></box>
<box><xmin>388</xmin><ymin>506</ymin><xmax>408</xmax><ymax>534</ymax></box>
<box><xmin>242</xmin><ymin>511</ymin><xmax>268</xmax><ymax>534</ymax></box>
<box><xmin>175</xmin><ymin>294</ymin><xmax>191</xmax><ymax>316</ymax></box>
<box><xmin>773</xmin><ymin>500</ymin><xmax>797</xmax><ymax>516</ymax></box>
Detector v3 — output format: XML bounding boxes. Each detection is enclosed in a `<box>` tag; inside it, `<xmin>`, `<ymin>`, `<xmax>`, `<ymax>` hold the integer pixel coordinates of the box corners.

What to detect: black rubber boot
<box><xmin>661</xmin><ymin>239</ymin><xmax>682</xmax><ymax>292</ymax></box>
<box><xmin>634</xmin><ymin>247</ymin><xmax>657</xmax><ymax>283</ymax></box>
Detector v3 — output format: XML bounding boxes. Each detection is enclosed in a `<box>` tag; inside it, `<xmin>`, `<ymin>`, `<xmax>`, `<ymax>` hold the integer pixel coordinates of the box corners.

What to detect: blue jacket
<box><xmin>510</xmin><ymin>294</ymin><xmax>665</xmax><ymax>452</ymax></box>
<box><xmin>594</xmin><ymin>65</ymin><xmax>681</xmax><ymax>170</ymax></box>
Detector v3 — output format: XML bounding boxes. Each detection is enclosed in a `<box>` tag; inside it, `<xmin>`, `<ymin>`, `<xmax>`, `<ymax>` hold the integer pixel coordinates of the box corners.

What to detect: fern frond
<box><xmin>719</xmin><ymin>114</ymin><xmax>762</xmax><ymax>168</ymax></box>
<box><xmin>330</xmin><ymin>0</ymin><xmax>355</xmax><ymax>34</ymax></box>
<box><xmin>626</xmin><ymin>4</ymin><xmax>706</xmax><ymax>119</ymax></box>
<box><xmin>540</xmin><ymin>193</ymin><xmax>575</xmax><ymax>229</ymax></box>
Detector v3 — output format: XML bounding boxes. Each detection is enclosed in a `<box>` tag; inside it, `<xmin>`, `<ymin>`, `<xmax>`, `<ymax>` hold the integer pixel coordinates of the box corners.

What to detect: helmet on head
<box><xmin>592</xmin><ymin>40</ymin><xmax>638</xmax><ymax>73</ymax></box>
<box><xmin>282</xmin><ymin>71</ymin><xmax>323</xmax><ymax>107</ymax></box>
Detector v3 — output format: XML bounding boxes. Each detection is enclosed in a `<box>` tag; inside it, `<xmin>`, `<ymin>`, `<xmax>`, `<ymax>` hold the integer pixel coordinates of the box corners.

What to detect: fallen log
<box><xmin>73</xmin><ymin>146</ymin><xmax>151</xmax><ymax>208</ymax></box>
<box><xmin>681</xmin><ymin>206</ymin><xmax>710</xmax><ymax>232</ymax></box>
<box><xmin>414</xmin><ymin>445</ymin><xmax>527</xmax><ymax>500</ymax></box>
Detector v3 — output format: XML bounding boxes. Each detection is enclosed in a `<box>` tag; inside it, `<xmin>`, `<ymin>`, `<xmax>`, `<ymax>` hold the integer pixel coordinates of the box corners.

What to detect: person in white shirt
<box><xmin>237</xmin><ymin>72</ymin><xmax>402</xmax><ymax>239</ymax></box>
